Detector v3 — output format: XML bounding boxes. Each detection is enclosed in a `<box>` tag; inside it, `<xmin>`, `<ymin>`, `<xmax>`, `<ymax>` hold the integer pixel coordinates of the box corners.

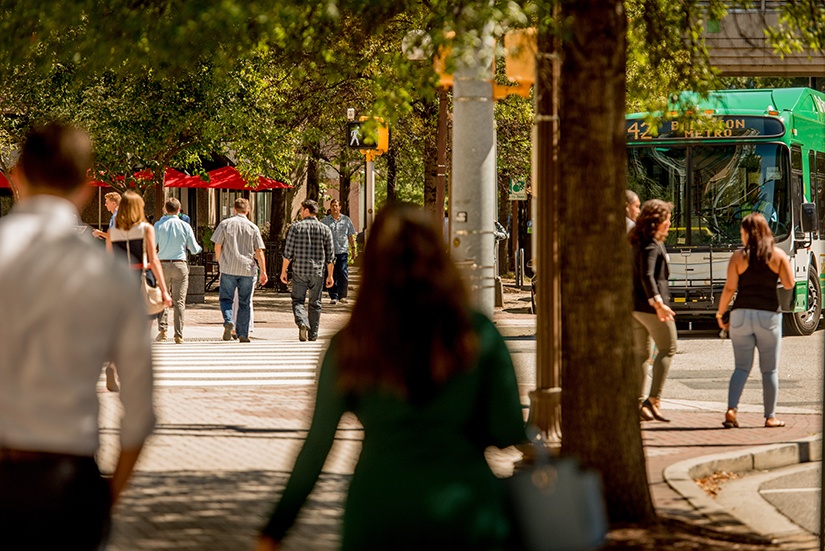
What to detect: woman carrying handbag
<box><xmin>106</xmin><ymin>191</ymin><xmax>172</xmax><ymax>390</ymax></box>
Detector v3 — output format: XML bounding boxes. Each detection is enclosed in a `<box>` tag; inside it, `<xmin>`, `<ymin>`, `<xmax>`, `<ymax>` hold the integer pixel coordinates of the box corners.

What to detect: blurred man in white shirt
<box><xmin>0</xmin><ymin>124</ymin><xmax>155</xmax><ymax>549</ymax></box>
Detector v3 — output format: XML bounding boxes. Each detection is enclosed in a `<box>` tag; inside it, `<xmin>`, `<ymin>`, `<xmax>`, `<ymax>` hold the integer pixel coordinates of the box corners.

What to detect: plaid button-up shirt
<box><xmin>283</xmin><ymin>216</ymin><xmax>334</xmax><ymax>278</ymax></box>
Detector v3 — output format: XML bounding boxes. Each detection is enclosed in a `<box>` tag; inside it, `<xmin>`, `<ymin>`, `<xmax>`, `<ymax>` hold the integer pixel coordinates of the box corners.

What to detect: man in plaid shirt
<box><xmin>280</xmin><ymin>199</ymin><xmax>334</xmax><ymax>341</ymax></box>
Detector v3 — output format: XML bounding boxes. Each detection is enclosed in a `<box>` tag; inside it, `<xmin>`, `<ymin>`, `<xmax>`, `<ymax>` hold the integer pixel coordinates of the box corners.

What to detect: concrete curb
<box><xmin>663</xmin><ymin>434</ymin><xmax>822</xmax><ymax>541</ymax></box>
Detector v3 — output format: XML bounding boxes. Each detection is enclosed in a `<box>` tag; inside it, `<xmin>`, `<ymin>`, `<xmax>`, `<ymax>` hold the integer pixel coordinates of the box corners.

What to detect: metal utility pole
<box><xmin>451</xmin><ymin>26</ymin><xmax>497</xmax><ymax>317</ymax></box>
<box><xmin>364</xmin><ymin>151</ymin><xmax>376</xmax><ymax>233</ymax></box>
<box><xmin>526</xmin><ymin>7</ymin><xmax>563</xmax><ymax>449</ymax></box>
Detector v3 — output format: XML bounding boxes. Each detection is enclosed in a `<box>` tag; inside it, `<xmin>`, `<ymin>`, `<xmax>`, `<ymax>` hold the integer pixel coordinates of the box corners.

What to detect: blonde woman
<box><xmin>105</xmin><ymin>191</ymin><xmax>172</xmax><ymax>390</ymax></box>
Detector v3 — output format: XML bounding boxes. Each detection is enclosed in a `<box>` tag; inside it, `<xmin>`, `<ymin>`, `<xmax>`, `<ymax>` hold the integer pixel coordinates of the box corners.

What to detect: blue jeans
<box><xmin>727</xmin><ymin>309</ymin><xmax>782</xmax><ymax>418</ymax></box>
<box><xmin>219</xmin><ymin>274</ymin><xmax>254</xmax><ymax>338</ymax></box>
<box><xmin>328</xmin><ymin>252</ymin><xmax>349</xmax><ymax>299</ymax></box>
<box><xmin>292</xmin><ymin>273</ymin><xmax>324</xmax><ymax>339</ymax></box>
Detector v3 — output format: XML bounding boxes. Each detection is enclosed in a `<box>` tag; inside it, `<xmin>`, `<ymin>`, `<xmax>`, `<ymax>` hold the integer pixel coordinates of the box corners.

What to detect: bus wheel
<box><xmin>782</xmin><ymin>264</ymin><xmax>822</xmax><ymax>336</ymax></box>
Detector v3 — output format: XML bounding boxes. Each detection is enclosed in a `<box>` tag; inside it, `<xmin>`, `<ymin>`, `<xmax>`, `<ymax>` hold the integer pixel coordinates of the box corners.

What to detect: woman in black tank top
<box><xmin>716</xmin><ymin>213</ymin><xmax>794</xmax><ymax>429</ymax></box>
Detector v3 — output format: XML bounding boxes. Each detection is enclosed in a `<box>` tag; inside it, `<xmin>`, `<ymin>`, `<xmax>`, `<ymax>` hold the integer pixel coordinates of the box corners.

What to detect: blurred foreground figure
<box><xmin>257</xmin><ymin>203</ymin><xmax>526</xmax><ymax>551</ymax></box>
<box><xmin>0</xmin><ymin>123</ymin><xmax>155</xmax><ymax>549</ymax></box>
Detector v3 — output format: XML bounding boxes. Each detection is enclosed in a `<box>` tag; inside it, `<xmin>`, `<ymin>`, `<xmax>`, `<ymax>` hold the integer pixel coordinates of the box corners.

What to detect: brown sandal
<box><xmin>765</xmin><ymin>418</ymin><xmax>785</xmax><ymax>428</ymax></box>
<box><xmin>722</xmin><ymin>408</ymin><xmax>738</xmax><ymax>429</ymax></box>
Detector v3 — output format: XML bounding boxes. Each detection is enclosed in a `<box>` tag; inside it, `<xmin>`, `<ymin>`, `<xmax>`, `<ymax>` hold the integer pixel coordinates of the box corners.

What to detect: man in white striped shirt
<box><xmin>0</xmin><ymin>124</ymin><xmax>155</xmax><ymax>548</ymax></box>
<box><xmin>211</xmin><ymin>198</ymin><xmax>268</xmax><ymax>342</ymax></box>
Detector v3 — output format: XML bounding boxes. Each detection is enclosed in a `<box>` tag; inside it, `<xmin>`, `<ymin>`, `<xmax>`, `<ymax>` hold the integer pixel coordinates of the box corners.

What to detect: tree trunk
<box><xmin>558</xmin><ymin>0</ymin><xmax>656</xmax><ymax>524</ymax></box>
<box><xmin>422</xmin><ymin>99</ymin><xmax>438</xmax><ymax>216</ymax></box>
<box><xmin>386</xmin><ymin>130</ymin><xmax>397</xmax><ymax>204</ymax></box>
<box><xmin>339</xmin><ymin>156</ymin><xmax>351</xmax><ymax>215</ymax></box>
<box><xmin>435</xmin><ymin>87</ymin><xmax>448</xmax><ymax>225</ymax></box>
<box><xmin>305</xmin><ymin>143</ymin><xmax>320</xmax><ymax>202</ymax></box>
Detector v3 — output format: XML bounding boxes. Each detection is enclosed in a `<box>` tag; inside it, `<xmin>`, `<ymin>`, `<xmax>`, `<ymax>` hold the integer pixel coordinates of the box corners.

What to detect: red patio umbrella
<box><xmin>164</xmin><ymin>166</ymin><xmax>290</xmax><ymax>190</ymax></box>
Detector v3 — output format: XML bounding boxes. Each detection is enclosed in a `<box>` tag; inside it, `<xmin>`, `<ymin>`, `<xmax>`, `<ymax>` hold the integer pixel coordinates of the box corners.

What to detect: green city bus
<box><xmin>627</xmin><ymin>87</ymin><xmax>825</xmax><ymax>336</ymax></box>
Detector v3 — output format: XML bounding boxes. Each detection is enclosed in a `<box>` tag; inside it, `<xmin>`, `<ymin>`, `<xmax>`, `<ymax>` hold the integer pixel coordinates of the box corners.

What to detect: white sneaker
<box><xmin>330</xmin><ymin>299</ymin><xmax>337</xmax><ymax>305</ymax></box>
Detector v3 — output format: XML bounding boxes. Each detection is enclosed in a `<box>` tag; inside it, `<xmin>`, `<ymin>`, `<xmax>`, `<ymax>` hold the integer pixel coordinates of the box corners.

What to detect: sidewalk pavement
<box><xmin>102</xmin><ymin>273</ymin><xmax>822</xmax><ymax>549</ymax></box>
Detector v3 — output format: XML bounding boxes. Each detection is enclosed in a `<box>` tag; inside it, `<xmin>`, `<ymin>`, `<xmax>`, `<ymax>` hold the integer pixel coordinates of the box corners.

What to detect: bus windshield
<box><xmin>627</xmin><ymin>143</ymin><xmax>790</xmax><ymax>246</ymax></box>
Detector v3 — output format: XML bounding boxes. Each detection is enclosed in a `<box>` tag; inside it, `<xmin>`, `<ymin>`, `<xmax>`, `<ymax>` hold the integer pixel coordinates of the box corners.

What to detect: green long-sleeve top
<box><xmin>261</xmin><ymin>312</ymin><xmax>526</xmax><ymax>550</ymax></box>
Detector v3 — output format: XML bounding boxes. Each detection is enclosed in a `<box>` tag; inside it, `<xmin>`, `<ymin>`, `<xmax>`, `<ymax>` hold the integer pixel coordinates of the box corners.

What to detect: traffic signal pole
<box><xmin>364</xmin><ymin>151</ymin><xmax>376</xmax><ymax>234</ymax></box>
<box><xmin>451</xmin><ymin>27</ymin><xmax>497</xmax><ymax>317</ymax></box>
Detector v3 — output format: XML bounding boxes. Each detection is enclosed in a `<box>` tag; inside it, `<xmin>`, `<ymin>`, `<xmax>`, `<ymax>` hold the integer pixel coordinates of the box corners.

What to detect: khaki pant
<box><xmin>631</xmin><ymin>311</ymin><xmax>677</xmax><ymax>400</ymax></box>
<box><xmin>158</xmin><ymin>262</ymin><xmax>189</xmax><ymax>338</ymax></box>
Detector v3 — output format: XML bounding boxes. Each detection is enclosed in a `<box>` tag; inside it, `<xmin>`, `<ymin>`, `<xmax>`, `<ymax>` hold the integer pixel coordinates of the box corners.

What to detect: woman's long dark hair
<box><xmin>629</xmin><ymin>199</ymin><xmax>672</xmax><ymax>246</ymax></box>
<box><xmin>740</xmin><ymin>213</ymin><xmax>774</xmax><ymax>264</ymax></box>
<box><xmin>336</xmin><ymin>203</ymin><xmax>478</xmax><ymax>403</ymax></box>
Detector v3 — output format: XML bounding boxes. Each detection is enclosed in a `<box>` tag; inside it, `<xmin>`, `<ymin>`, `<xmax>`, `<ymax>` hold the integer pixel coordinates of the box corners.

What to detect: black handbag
<box><xmin>507</xmin><ymin>431</ymin><xmax>608</xmax><ymax>551</ymax></box>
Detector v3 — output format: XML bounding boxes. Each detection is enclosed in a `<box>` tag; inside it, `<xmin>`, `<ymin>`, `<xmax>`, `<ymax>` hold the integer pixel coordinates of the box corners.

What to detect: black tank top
<box><xmin>732</xmin><ymin>254</ymin><xmax>780</xmax><ymax>313</ymax></box>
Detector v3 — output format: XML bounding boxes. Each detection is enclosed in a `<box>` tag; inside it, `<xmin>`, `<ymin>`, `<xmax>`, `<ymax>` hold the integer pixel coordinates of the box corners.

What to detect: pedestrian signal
<box><xmin>347</xmin><ymin>122</ymin><xmax>377</xmax><ymax>150</ymax></box>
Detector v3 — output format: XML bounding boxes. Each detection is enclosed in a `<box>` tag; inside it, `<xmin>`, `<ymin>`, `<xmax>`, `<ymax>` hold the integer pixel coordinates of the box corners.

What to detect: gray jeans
<box><xmin>291</xmin><ymin>272</ymin><xmax>324</xmax><ymax>339</ymax></box>
<box><xmin>158</xmin><ymin>261</ymin><xmax>189</xmax><ymax>338</ymax></box>
<box><xmin>632</xmin><ymin>311</ymin><xmax>677</xmax><ymax>400</ymax></box>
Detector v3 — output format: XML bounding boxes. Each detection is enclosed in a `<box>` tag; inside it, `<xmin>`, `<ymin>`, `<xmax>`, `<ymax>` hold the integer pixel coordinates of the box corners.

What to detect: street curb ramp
<box><xmin>662</xmin><ymin>435</ymin><xmax>822</xmax><ymax>544</ymax></box>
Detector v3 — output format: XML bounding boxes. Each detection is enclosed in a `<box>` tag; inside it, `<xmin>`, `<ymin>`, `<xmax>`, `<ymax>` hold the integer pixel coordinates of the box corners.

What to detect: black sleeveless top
<box><xmin>731</xmin><ymin>253</ymin><xmax>780</xmax><ymax>313</ymax></box>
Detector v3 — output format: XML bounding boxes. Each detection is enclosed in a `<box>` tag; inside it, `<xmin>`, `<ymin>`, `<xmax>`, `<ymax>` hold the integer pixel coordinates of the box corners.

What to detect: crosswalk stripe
<box><xmin>99</xmin><ymin>340</ymin><xmax>325</xmax><ymax>389</ymax></box>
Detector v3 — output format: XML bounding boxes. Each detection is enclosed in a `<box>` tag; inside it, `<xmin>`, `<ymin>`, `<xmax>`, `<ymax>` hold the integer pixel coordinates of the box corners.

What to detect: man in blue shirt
<box><xmin>154</xmin><ymin>197</ymin><xmax>202</xmax><ymax>343</ymax></box>
<box><xmin>320</xmin><ymin>198</ymin><xmax>356</xmax><ymax>304</ymax></box>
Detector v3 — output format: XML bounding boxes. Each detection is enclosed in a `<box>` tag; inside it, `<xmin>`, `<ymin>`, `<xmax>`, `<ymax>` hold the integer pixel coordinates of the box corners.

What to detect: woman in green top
<box><xmin>256</xmin><ymin>204</ymin><xmax>526</xmax><ymax>551</ymax></box>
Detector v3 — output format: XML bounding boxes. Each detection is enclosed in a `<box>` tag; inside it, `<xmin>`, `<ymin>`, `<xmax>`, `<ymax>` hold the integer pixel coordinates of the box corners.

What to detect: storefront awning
<box><xmin>3</xmin><ymin>166</ymin><xmax>290</xmax><ymax>191</ymax></box>
<box><xmin>164</xmin><ymin>166</ymin><xmax>290</xmax><ymax>191</ymax></box>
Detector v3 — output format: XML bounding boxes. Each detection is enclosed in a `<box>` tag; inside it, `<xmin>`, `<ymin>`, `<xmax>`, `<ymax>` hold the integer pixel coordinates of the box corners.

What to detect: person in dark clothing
<box><xmin>630</xmin><ymin>199</ymin><xmax>676</xmax><ymax>423</ymax></box>
<box><xmin>716</xmin><ymin>213</ymin><xmax>794</xmax><ymax>429</ymax></box>
<box><xmin>257</xmin><ymin>204</ymin><xmax>525</xmax><ymax>551</ymax></box>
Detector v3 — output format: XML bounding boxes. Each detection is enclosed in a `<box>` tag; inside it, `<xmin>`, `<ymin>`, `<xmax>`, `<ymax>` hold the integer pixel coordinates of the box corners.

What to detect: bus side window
<box><xmin>791</xmin><ymin>146</ymin><xmax>804</xmax><ymax>238</ymax></box>
<box><xmin>818</xmin><ymin>151</ymin><xmax>825</xmax><ymax>239</ymax></box>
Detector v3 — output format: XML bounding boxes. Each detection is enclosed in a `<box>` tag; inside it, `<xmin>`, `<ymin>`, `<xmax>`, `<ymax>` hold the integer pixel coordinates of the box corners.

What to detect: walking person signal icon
<box><xmin>346</xmin><ymin>122</ymin><xmax>376</xmax><ymax>149</ymax></box>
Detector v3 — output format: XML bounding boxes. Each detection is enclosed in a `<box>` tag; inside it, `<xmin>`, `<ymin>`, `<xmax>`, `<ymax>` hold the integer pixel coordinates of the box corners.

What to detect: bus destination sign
<box><xmin>626</xmin><ymin>116</ymin><xmax>785</xmax><ymax>142</ymax></box>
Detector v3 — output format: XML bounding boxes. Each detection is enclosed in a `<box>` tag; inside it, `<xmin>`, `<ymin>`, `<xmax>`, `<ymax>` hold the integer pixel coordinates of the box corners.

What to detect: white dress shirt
<box><xmin>0</xmin><ymin>195</ymin><xmax>155</xmax><ymax>455</ymax></box>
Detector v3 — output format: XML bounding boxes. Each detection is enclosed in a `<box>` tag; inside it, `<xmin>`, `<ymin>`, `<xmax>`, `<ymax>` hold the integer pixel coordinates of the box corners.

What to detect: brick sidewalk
<box><xmin>641</xmin><ymin>410</ymin><xmax>821</xmax><ymax>519</ymax></box>
<box><xmin>100</xmin><ymin>274</ymin><xmax>821</xmax><ymax>549</ymax></box>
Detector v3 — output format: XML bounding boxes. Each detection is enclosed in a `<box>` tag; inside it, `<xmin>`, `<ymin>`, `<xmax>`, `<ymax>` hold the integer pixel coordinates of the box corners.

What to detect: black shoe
<box><xmin>239</xmin><ymin>336</ymin><xmax>250</xmax><ymax>343</ymax></box>
<box><xmin>298</xmin><ymin>324</ymin><xmax>308</xmax><ymax>342</ymax></box>
<box><xmin>223</xmin><ymin>322</ymin><xmax>234</xmax><ymax>341</ymax></box>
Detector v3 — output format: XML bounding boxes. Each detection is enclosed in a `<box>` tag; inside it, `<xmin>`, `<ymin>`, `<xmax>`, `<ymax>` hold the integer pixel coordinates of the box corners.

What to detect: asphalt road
<box><xmin>505</xmin><ymin>324</ymin><xmax>825</xmax><ymax>414</ymax></box>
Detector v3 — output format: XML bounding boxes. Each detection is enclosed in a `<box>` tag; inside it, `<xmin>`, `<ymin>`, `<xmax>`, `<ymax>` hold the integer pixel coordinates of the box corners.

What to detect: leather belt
<box><xmin>160</xmin><ymin>260</ymin><xmax>186</xmax><ymax>263</ymax></box>
<box><xmin>0</xmin><ymin>448</ymin><xmax>90</xmax><ymax>463</ymax></box>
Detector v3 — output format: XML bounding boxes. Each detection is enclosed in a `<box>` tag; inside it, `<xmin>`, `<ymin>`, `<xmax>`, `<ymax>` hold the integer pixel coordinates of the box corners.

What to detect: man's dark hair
<box><xmin>165</xmin><ymin>197</ymin><xmax>181</xmax><ymax>213</ymax></box>
<box><xmin>301</xmin><ymin>199</ymin><xmax>319</xmax><ymax>215</ymax></box>
<box><xmin>20</xmin><ymin>123</ymin><xmax>93</xmax><ymax>191</ymax></box>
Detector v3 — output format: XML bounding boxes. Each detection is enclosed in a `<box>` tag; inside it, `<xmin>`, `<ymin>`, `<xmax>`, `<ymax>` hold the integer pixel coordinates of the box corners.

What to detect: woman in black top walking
<box><xmin>630</xmin><ymin>199</ymin><xmax>677</xmax><ymax>422</ymax></box>
<box><xmin>717</xmin><ymin>213</ymin><xmax>794</xmax><ymax>429</ymax></box>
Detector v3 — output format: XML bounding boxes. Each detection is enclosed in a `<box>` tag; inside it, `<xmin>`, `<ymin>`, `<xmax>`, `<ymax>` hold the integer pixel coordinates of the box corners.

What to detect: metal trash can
<box><xmin>187</xmin><ymin>265</ymin><xmax>205</xmax><ymax>304</ymax></box>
